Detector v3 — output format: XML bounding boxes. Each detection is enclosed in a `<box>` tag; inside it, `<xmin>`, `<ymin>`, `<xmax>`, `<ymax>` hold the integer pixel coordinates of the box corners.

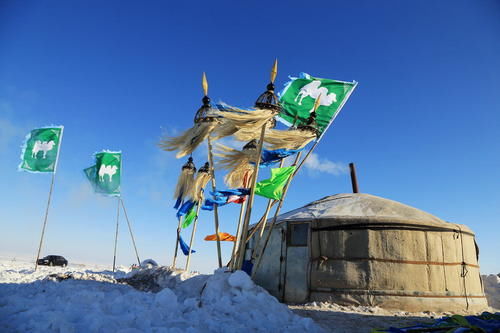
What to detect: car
<box><xmin>37</xmin><ymin>255</ymin><xmax>68</xmax><ymax>267</ymax></box>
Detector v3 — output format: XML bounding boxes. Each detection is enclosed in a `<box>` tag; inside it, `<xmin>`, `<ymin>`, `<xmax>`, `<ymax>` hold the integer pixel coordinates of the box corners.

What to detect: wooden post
<box><xmin>112</xmin><ymin>196</ymin><xmax>120</xmax><ymax>272</ymax></box>
<box><xmin>171</xmin><ymin>216</ymin><xmax>184</xmax><ymax>269</ymax></box>
<box><xmin>185</xmin><ymin>199</ymin><xmax>202</xmax><ymax>271</ymax></box>
<box><xmin>230</xmin><ymin>199</ymin><xmax>247</xmax><ymax>270</ymax></box>
<box><xmin>258</xmin><ymin>159</ymin><xmax>284</xmax><ymax>238</ymax></box>
<box><xmin>120</xmin><ymin>198</ymin><xmax>141</xmax><ymax>266</ymax></box>
<box><xmin>235</xmin><ymin>124</ymin><xmax>267</xmax><ymax>270</ymax></box>
<box><xmin>207</xmin><ymin>136</ymin><xmax>223</xmax><ymax>268</ymax></box>
<box><xmin>349</xmin><ymin>162</ymin><xmax>359</xmax><ymax>193</ymax></box>
<box><xmin>251</xmin><ymin>152</ymin><xmax>302</xmax><ymax>278</ymax></box>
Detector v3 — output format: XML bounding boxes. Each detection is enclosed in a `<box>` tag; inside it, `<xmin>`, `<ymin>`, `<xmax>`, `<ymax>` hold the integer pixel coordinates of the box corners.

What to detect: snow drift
<box><xmin>0</xmin><ymin>261</ymin><xmax>321</xmax><ymax>333</ymax></box>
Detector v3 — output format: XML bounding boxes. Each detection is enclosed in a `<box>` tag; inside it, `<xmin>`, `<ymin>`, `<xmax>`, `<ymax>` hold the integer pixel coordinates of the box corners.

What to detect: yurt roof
<box><xmin>266</xmin><ymin>193</ymin><xmax>472</xmax><ymax>233</ymax></box>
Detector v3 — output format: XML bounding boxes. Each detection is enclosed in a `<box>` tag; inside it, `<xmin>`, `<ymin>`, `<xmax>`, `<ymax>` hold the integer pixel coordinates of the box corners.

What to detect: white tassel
<box><xmin>159</xmin><ymin>121</ymin><xmax>218</xmax><ymax>158</ymax></box>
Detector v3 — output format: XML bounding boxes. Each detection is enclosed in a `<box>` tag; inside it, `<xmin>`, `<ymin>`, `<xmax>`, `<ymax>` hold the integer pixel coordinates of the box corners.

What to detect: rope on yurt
<box><xmin>458</xmin><ymin>225</ymin><xmax>470</xmax><ymax>309</ymax></box>
<box><xmin>440</xmin><ymin>233</ymin><xmax>448</xmax><ymax>291</ymax></box>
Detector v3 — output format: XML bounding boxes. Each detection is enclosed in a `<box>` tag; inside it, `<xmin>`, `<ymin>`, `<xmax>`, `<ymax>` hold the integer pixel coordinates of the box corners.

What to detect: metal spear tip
<box><xmin>270</xmin><ymin>59</ymin><xmax>278</xmax><ymax>84</ymax></box>
<box><xmin>202</xmin><ymin>72</ymin><xmax>208</xmax><ymax>97</ymax></box>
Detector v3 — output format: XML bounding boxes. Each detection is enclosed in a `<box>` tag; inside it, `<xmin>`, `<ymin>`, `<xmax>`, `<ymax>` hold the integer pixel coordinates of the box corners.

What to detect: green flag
<box><xmin>279</xmin><ymin>73</ymin><xmax>356</xmax><ymax>135</ymax></box>
<box><xmin>182</xmin><ymin>203</ymin><xmax>198</xmax><ymax>228</ymax></box>
<box><xmin>255</xmin><ymin>166</ymin><xmax>296</xmax><ymax>200</ymax></box>
<box><xmin>84</xmin><ymin>151</ymin><xmax>121</xmax><ymax>196</ymax></box>
<box><xmin>19</xmin><ymin>127</ymin><xmax>64</xmax><ymax>173</ymax></box>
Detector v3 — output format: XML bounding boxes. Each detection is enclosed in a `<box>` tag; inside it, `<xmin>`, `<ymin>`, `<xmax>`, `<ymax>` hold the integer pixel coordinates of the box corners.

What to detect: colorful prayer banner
<box><xmin>279</xmin><ymin>73</ymin><xmax>356</xmax><ymax>135</ymax></box>
<box><xmin>84</xmin><ymin>151</ymin><xmax>121</xmax><ymax>196</ymax></box>
<box><xmin>204</xmin><ymin>232</ymin><xmax>236</xmax><ymax>242</ymax></box>
<box><xmin>255</xmin><ymin>166</ymin><xmax>296</xmax><ymax>200</ymax></box>
<box><xmin>179</xmin><ymin>235</ymin><xmax>195</xmax><ymax>255</ymax></box>
<box><xmin>19</xmin><ymin>126</ymin><xmax>63</xmax><ymax>173</ymax></box>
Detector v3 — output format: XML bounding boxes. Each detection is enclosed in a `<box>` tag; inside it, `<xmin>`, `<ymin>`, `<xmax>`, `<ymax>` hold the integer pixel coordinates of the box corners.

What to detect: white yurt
<box><xmin>247</xmin><ymin>193</ymin><xmax>487</xmax><ymax>312</ymax></box>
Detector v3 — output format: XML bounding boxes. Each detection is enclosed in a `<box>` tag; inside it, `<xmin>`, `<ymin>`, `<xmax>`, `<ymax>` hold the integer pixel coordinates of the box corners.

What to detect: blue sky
<box><xmin>0</xmin><ymin>1</ymin><xmax>499</xmax><ymax>273</ymax></box>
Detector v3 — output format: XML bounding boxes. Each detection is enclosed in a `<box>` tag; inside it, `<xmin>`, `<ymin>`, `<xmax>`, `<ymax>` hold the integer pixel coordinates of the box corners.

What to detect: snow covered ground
<box><xmin>0</xmin><ymin>257</ymin><xmax>319</xmax><ymax>333</ymax></box>
<box><xmin>1</xmin><ymin>257</ymin><xmax>498</xmax><ymax>333</ymax></box>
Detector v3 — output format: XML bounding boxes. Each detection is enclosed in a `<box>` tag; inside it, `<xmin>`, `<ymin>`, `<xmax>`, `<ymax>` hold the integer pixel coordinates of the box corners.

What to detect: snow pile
<box><xmin>0</xmin><ymin>260</ymin><xmax>321</xmax><ymax>333</ymax></box>
<box><xmin>482</xmin><ymin>274</ymin><xmax>500</xmax><ymax>309</ymax></box>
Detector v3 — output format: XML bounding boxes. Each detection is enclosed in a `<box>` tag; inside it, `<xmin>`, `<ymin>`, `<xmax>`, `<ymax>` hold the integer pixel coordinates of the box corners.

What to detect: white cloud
<box><xmin>304</xmin><ymin>153</ymin><xmax>348</xmax><ymax>176</ymax></box>
<box><xmin>0</xmin><ymin>102</ymin><xmax>24</xmax><ymax>153</ymax></box>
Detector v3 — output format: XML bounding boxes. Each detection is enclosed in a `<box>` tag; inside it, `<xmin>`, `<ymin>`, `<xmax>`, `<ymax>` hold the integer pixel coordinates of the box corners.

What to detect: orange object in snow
<box><xmin>204</xmin><ymin>232</ymin><xmax>236</xmax><ymax>242</ymax></box>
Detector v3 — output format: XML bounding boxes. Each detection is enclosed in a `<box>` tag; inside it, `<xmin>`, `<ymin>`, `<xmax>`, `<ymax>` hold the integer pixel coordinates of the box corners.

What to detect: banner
<box><xmin>279</xmin><ymin>73</ymin><xmax>356</xmax><ymax>135</ymax></box>
<box><xmin>19</xmin><ymin>127</ymin><xmax>63</xmax><ymax>173</ymax></box>
<box><xmin>255</xmin><ymin>166</ymin><xmax>296</xmax><ymax>200</ymax></box>
<box><xmin>84</xmin><ymin>151</ymin><xmax>121</xmax><ymax>196</ymax></box>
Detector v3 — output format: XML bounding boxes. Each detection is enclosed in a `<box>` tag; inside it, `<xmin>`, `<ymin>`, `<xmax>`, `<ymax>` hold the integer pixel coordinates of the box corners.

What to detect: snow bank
<box><xmin>0</xmin><ymin>260</ymin><xmax>321</xmax><ymax>332</ymax></box>
<box><xmin>482</xmin><ymin>274</ymin><xmax>500</xmax><ymax>309</ymax></box>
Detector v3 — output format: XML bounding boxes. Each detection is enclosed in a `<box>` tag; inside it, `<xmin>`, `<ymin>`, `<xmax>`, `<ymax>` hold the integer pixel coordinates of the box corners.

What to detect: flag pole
<box><xmin>171</xmin><ymin>216</ymin><xmax>184</xmax><ymax>269</ymax></box>
<box><xmin>185</xmin><ymin>198</ymin><xmax>202</xmax><ymax>272</ymax></box>
<box><xmin>34</xmin><ymin>126</ymin><xmax>64</xmax><ymax>271</ymax></box>
<box><xmin>201</xmin><ymin>72</ymin><xmax>223</xmax><ymax>268</ymax></box>
<box><xmin>120</xmin><ymin>198</ymin><xmax>141</xmax><ymax>266</ymax></box>
<box><xmin>112</xmin><ymin>196</ymin><xmax>120</xmax><ymax>272</ymax></box>
<box><xmin>252</xmin><ymin>83</ymin><xmax>357</xmax><ymax>277</ymax></box>
<box><xmin>235</xmin><ymin>59</ymin><xmax>279</xmax><ymax>270</ymax></box>
<box><xmin>229</xmin><ymin>199</ymin><xmax>247</xmax><ymax>270</ymax></box>
<box><xmin>207</xmin><ymin>136</ymin><xmax>223</xmax><ymax>268</ymax></box>
<box><xmin>34</xmin><ymin>173</ymin><xmax>56</xmax><ymax>271</ymax></box>
<box><xmin>235</xmin><ymin>124</ymin><xmax>266</xmax><ymax>270</ymax></box>
<box><xmin>258</xmin><ymin>159</ymin><xmax>284</xmax><ymax>238</ymax></box>
<box><xmin>251</xmin><ymin>151</ymin><xmax>302</xmax><ymax>278</ymax></box>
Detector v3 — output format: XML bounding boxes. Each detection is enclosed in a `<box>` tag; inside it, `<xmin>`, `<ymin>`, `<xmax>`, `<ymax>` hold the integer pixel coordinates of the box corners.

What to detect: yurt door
<box><xmin>283</xmin><ymin>222</ymin><xmax>310</xmax><ymax>303</ymax></box>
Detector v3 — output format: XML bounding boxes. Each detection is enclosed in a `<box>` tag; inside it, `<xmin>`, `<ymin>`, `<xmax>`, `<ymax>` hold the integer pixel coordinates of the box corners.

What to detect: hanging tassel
<box><xmin>211</xmin><ymin>107</ymin><xmax>276</xmax><ymax>141</ymax></box>
<box><xmin>173</xmin><ymin>157</ymin><xmax>196</xmax><ymax>208</ymax></box>
<box><xmin>263</xmin><ymin>128</ymin><xmax>316</xmax><ymax>150</ymax></box>
<box><xmin>214</xmin><ymin>140</ymin><xmax>258</xmax><ymax>188</ymax></box>
<box><xmin>159</xmin><ymin>121</ymin><xmax>218</xmax><ymax>159</ymax></box>
<box><xmin>189</xmin><ymin>162</ymin><xmax>212</xmax><ymax>202</ymax></box>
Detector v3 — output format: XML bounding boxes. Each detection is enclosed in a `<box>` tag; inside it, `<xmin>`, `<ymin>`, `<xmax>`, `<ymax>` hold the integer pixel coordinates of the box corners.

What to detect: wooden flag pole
<box><xmin>112</xmin><ymin>196</ymin><xmax>120</xmax><ymax>272</ymax></box>
<box><xmin>258</xmin><ymin>159</ymin><xmax>285</xmax><ymax>237</ymax></box>
<box><xmin>185</xmin><ymin>198</ymin><xmax>202</xmax><ymax>272</ymax></box>
<box><xmin>251</xmin><ymin>152</ymin><xmax>302</xmax><ymax>278</ymax></box>
<box><xmin>34</xmin><ymin>127</ymin><xmax>64</xmax><ymax>271</ymax></box>
<box><xmin>120</xmin><ymin>198</ymin><xmax>141</xmax><ymax>266</ymax></box>
<box><xmin>171</xmin><ymin>216</ymin><xmax>184</xmax><ymax>269</ymax></box>
<box><xmin>235</xmin><ymin>60</ymin><xmax>279</xmax><ymax>270</ymax></box>
<box><xmin>235</xmin><ymin>124</ymin><xmax>266</xmax><ymax>270</ymax></box>
<box><xmin>202</xmin><ymin>73</ymin><xmax>223</xmax><ymax>268</ymax></box>
<box><xmin>207</xmin><ymin>136</ymin><xmax>223</xmax><ymax>268</ymax></box>
<box><xmin>229</xmin><ymin>199</ymin><xmax>247</xmax><ymax>270</ymax></box>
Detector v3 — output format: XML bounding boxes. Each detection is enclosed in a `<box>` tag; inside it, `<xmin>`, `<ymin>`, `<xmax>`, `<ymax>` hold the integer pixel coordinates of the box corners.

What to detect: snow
<box><xmin>0</xmin><ymin>258</ymin><xmax>320</xmax><ymax>333</ymax></box>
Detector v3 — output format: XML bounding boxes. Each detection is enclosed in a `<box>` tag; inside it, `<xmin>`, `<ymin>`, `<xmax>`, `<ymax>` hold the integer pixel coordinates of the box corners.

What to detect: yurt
<box><xmin>247</xmin><ymin>193</ymin><xmax>487</xmax><ymax>312</ymax></box>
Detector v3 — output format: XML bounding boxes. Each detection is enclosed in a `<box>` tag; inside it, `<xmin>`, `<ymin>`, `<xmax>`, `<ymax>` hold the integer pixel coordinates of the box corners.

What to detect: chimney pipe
<box><xmin>349</xmin><ymin>162</ymin><xmax>359</xmax><ymax>193</ymax></box>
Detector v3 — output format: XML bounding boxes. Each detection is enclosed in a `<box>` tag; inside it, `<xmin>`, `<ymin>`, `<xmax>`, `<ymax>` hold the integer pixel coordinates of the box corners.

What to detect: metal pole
<box><xmin>185</xmin><ymin>199</ymin><xmax>202</xmax><ymax>272</ymax></box>
<box><xmin>171</xmin><ymin>216</ymin><xmax>184</xmax><ymax>269</ymax></box>
<box><xmin>252</xmin><ymin>152</ymin><xmax>302</xmax><ymax>278</ymax></box>
<box><xmin>120</xmin><ymin>198</ymin><xmax>141</xmax><ymax>266</ymax></box>
<box><xmin>207</xmin><ymin>136</ymin><xmax>223</xmax><ymax>268</ymax></box>
<box><xmin>235</xmin><ymin>124</ymin><xmax>267</xmax><ymax>270</ymax></box>
<box><xmin>112</xmin><ymin>197</ymin><xmax>120</xmax><ymax>272</ymax></box>
<box><xmin>349</xmin><ymin>162</ymin><xmax>359</xmax><ymax>193</ymax></box>
<box><xmin>34</xmin><ymin>173</ymin><xmax>56</xmax><ymax>271</ymax></box>
<box><xmin>34</xmin><ymin>126</ymin><xmax>64</xmax><ymax>271</ymax></box>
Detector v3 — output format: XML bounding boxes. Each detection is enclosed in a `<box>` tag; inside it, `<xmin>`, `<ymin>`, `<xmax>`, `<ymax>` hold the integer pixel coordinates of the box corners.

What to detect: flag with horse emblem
<box><xmin>19</xmin><ymin>126</ymin><xmax>64</xmax><ymax>173</ymax></box>
<box><xmin>279</xmin><ymin>73</ymin><xmax>356</xmax><ymax>136</ymax></box>
<box><xmin>84</xmin><ymin>151</ymin><xmax>121</xmax><ymax>196</ymax></box>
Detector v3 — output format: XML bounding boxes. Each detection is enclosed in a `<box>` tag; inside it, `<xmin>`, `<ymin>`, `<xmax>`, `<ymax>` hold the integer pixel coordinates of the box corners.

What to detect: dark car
<box><xmin>37</xmin><ymin>255</ymin><xmax>68</xmax><ymax>267</ymax></box>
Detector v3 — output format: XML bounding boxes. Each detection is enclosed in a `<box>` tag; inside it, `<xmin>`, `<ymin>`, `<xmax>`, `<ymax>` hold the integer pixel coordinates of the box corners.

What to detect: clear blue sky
<box><xmin>0</xmin><ymin>1</ymin><xmax>499</xmax><ymax>273</ymax></box>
